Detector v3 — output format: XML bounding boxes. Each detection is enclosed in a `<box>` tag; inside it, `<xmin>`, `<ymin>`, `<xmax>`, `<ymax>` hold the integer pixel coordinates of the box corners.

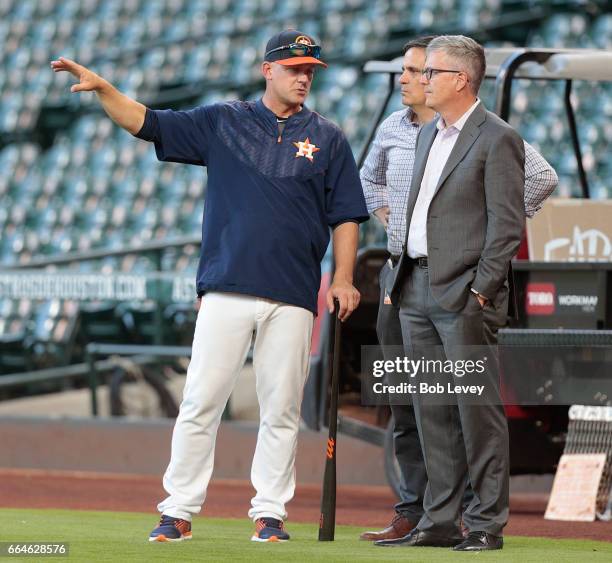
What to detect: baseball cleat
<box><xmin>149</xmin><ymin>515</ymin><xmax>192</xmax><ymax>542</ymax></box>
<box><xmin>251</xmin><ymin>517</ymin><xmax>290</xmax><ymax>542</ymax></box>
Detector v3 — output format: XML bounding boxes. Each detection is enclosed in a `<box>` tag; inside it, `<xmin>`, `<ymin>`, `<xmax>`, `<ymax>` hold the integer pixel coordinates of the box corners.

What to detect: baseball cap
<box><xmin>264</xmin><ymin>29</ymin><xmax>328</xmax><ymax>68</ymax></box>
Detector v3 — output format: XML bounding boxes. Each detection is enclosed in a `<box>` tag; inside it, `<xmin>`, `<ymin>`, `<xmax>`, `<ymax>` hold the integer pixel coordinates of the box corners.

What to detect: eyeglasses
<box><xmin>265</xmin><ymin>43</ymin><xmax>322</xmax><ymax>59</ymax></box>
<box><xmin>421</xmin><ymin>67</ymin><xmax>464</xmax><ymax>81</ymax></box>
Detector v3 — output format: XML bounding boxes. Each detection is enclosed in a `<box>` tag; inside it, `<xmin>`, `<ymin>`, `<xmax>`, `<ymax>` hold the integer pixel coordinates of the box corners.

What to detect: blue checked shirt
<box><xmin>360</xmin><ymin>107</ymin><xmax>559</xmax><ymax>255</ymax></box>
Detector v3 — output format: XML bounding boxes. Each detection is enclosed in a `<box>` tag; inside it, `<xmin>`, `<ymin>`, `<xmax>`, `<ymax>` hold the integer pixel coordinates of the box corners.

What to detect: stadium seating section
<box><xmin>0</xmin><ymin>0</ymin><xmax>610</xmax><ymax>375</ymax></box>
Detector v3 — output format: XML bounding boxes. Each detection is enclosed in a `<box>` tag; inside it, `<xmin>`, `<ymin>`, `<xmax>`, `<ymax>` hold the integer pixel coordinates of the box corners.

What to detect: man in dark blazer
<box><xmin>376</xmin><ymin>35</ymin><xmax>525</xmax><ymax>551</ymax></box>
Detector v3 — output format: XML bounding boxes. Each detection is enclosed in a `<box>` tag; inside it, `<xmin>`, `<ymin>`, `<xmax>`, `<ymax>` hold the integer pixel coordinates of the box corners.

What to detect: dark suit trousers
<box><xmin>378</xmin><ymin>261</ymin><xmax>508</xmax><ymax>523</ymax></box>
<box><xmin>377</xmin><ymin>261</ymin><xmax>428</xmax><ymax>522</ymax></box>
<box><xmin>397</xmin><ymin>264</ymin><xmax>509</xmax><ymax>537</ymax></box>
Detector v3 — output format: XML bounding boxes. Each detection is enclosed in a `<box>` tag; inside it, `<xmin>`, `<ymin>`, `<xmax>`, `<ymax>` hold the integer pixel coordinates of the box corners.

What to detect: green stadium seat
<box><xmin>590</xmin><ymin>15</ymin><xmax>612</xmax><ymax>49</ymax></box>
<box><xmin>78</xmin><ymin>302</ymin><xmax>129</xmax><ymax>346</ymax></box>
<box><xmin>119</xmin><ymin>302</ymin><xmax>163</xmax><ymax>345</ymax></box>
<box><xmin>530</xmin><ymin>13</ymin><xmax>595</xmax><ymax>48</ymax></box>
<box><xmin>164</xmin><ymin>303</ymin><xmax>197</xmax><ymax>346</ymax></box>
<box><xmin>0</xmin><ymin>332</ymin><xmax>33</xmax><ymax>375</ymax></box>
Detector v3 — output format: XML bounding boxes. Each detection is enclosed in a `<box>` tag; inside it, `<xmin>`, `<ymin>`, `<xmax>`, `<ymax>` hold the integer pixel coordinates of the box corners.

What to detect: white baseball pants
<box><xmin>157</xmin><ymin>292</ymin><xmax>314</xmax><ymax>522</ymax></box>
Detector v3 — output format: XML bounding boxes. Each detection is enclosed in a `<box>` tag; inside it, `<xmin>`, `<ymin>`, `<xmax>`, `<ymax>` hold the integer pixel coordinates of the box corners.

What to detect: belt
<box><xmin>389</xmin><ymin>255</ymin><xmax>428</xmax><ymax>268</ymax></box>
<box><xmin>408</xmin><ymin>256</ymin><xmax>428</xmax><ymax>268</ymax></box>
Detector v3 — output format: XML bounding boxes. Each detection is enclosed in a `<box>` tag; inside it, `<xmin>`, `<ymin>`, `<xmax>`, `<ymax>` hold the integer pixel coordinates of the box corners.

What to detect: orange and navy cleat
<box><xmin>148</xmin><ymin>515</ymin><xmax>192</xmax><ymax>542</ymax></box>
<box><xmin>251</xmin><ymin>517</ymin><xmax>290</xmax><ymax>542</ymax></box>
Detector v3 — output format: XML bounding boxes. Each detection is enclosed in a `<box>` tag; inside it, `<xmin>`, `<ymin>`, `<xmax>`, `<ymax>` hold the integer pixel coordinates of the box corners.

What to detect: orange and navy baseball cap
<box><xmin>264</xmin><ymin>30</ymin><xmax>328</xmax><ymax>68</ymax></box>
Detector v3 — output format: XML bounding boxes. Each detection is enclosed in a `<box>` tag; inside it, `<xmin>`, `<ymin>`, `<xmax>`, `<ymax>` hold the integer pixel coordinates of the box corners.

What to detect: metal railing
<box><xmin>4</xmin><ymin>236</ymin><xmax>201</xmax><ymax>345</ymax></box>
<box><xmin>85</xmin><ymin>343</ymin><xmax>192</xmax><ymax>416</ymax></box>
<box><xmin>0</xmin><ymin>355</ymin><xmax>159</xmax><ymax>416</ymax></box>
<box><xmin>6</xmin><ymin>235</ymin><xmax>200</xmax><ymax>271</ymax></box>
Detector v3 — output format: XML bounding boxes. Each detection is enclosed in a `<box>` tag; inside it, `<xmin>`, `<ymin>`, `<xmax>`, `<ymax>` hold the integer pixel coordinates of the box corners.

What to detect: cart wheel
<box><xmin>109</xmin><ymin>365</ymin><xmax>179</xmax><ymax>418</ymax></box>
<box><xmin>383</xmin><ymin>417</ymin><xmax>402</xmax><ymax>499</ymax></box>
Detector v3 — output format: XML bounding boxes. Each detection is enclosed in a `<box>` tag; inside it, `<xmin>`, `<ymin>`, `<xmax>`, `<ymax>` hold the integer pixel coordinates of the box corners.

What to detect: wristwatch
<box><xmin>470</xmin><ymin>287</ymin><xmax>487</xmax><ymax>301</ymax></box>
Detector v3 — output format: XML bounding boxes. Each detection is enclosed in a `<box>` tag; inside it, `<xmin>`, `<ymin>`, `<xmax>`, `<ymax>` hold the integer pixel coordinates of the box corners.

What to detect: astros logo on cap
<box><xmin>295</xmin><ymin>35</ymin><xmax>313</xmax><ymax>46</ymax></box>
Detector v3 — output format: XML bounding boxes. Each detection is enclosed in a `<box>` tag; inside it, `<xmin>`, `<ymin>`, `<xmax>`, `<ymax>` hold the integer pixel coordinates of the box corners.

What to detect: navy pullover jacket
<box><xmin>135</xmin><ymin>99</ymin><xmax>369</xmax><ymax>313</ymax></box>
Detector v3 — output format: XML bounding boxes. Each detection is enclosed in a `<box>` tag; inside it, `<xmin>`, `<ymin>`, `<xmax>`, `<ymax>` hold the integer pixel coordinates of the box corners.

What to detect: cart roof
<box><xmin>363</xmin><ymin>48</ymin><xmax>612</xmax><ymax>82</ymax></box>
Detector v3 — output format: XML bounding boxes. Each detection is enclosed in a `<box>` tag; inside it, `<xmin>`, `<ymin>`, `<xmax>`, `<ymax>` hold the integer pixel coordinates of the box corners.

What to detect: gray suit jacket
<box><xmin>389</xmin><ymin>102</ymin><xmax>525</xmax><ymax>312</ymax></box>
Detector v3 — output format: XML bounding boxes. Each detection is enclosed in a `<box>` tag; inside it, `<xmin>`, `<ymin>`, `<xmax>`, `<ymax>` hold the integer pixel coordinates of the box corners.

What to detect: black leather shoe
<box><xmin>375</xmin><ymin>528</ymin><xmax>463</xmax><ymax>548</ymax></box>
<box><xmin>453</xmin><ymin>532</ymin><xmax>503</xmax><ymax>551</ymax></box>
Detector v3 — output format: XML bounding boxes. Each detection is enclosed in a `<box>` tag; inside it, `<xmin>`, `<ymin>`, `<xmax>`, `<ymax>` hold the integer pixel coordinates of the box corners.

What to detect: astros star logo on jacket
<box><xmin>293</xmin><ymin>137</ymin><xmax>320</xmax><ymax>162</ymax></box>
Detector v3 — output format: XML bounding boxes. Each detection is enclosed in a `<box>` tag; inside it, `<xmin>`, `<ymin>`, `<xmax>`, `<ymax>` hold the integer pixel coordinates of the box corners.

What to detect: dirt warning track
<box><xmin>1</xmin><ymin>468</ymin><xmax>611</xmax><ymax>542</ymax></box>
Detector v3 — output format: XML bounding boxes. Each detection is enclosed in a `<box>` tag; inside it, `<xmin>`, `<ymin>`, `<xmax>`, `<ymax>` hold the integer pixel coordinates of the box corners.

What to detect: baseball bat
<box><xmin>318</xmin><ymin>305</ymin><xmax>341</xmax><ymax>541</ymax></box>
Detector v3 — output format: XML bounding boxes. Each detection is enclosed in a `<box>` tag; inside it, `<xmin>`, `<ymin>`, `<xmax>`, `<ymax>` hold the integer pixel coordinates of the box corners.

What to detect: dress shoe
<box><xmin>359</xmin><ymin>513</ymin><xmax>416</xmax><ymax>541</ymax></box>
<box><xmin>374</xmin><ymin>528</ymin><xmax>463</xmax><ymax>548</ymax></box>
<box><xmin>453</xmin><ymin>532</ymin><xmax>503</xmax><ymax>551</ymax></box>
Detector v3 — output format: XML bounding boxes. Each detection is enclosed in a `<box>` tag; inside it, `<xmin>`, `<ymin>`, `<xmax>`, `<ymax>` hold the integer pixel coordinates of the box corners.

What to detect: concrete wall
<box><xmin>0</xmin><ymin>416</ymin><xmax>390</xmax><ymax>487</ymax></box>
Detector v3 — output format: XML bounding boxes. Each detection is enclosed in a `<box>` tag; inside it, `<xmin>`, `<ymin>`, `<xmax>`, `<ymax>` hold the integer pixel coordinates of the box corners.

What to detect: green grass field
<box><xmin>1</xmin><ymin>508</ymin><xmax>611</xmax><ymax>562</ymax></box>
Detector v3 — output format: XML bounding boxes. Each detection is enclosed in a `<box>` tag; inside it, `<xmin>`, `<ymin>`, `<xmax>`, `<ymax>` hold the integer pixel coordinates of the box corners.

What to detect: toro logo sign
<box><xmin>526</xmin><ymin>283</ymin><xmax>556</xmax><ymax>315</ymax></box>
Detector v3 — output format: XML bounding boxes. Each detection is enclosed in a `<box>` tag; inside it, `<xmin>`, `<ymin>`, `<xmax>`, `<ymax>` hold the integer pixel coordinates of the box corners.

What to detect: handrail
<box><xmin>7</xmin><ymin>236</ymin><xmax>201</xmax><ymax>270</ymax></box>
<box><xmin>0</xmin><ymin>355</ymin><xmax>158</xmax><ymax>416</ymax></box>
<box><xmin>86</xmin><ymin>344</ymin><xmax>192</xmax><ymax>415</ymax></box>
<box><xmin>86</xmin><ymin>344</ymin><xmax>192</xmax><ymax>357</ymax></box>
<box><xmin>4</xmin><ymin>236</ymin><xmax>201</xmax><ymax>345</ymax></box>
<box><xmin>85</xmin><ymin>343</ymin><xmax>247</xmax><ymax>417</ymax></box>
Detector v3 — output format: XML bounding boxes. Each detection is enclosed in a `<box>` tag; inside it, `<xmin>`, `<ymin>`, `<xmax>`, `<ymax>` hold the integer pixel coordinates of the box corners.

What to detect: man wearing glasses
<box><xmin>359</xmin><ymin>36</ymin><xmax>557</xmax><ymax>546</ymax></box>
<box><xmin>51</xmin><ymin>29</ymin><xmax>369</xmax><ymax>543</ymax></box>
<box><xmin>364</xmin><ymin>35</ymin><xmax>529</xmax><ymax>551</ymax></box>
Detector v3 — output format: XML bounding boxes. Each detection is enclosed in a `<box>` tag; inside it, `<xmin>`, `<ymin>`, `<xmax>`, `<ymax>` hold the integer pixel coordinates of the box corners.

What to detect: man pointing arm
<box><xmin>52</xmin><ymin>30</ymin><xmax>368</xmax><ymax>543</ymax></box>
